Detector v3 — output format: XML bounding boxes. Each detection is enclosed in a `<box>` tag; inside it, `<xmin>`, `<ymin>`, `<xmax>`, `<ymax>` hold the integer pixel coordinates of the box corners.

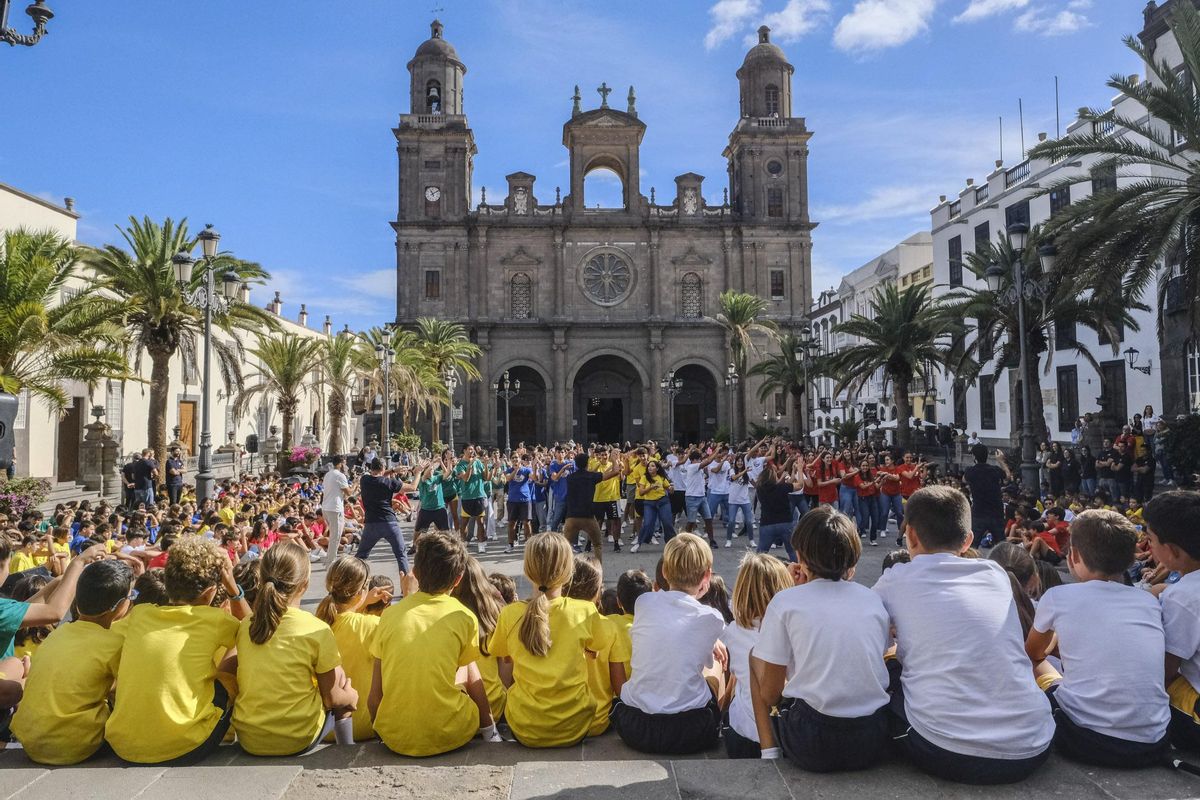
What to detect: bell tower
<box><xmin>723</xmin><ymin>25</ymin><xmax>811</xmax><ymax>224</ymax></box>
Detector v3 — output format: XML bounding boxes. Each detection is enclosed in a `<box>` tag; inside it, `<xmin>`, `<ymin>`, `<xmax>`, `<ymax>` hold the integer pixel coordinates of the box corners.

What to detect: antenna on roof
<box><xmin>999</xmin><ymin>116</ymin><xmax>1004</xmax><ymax>164</ymax></box>
<box><xmin>1019</xmin><ymin>98</ymin><xmax>1026</xmax><ymax>158</ymax></box>
<box><xmin>1055</xmin><ymin>75</ymin><xmax>1061</xmax><ymax>138</ymax></box>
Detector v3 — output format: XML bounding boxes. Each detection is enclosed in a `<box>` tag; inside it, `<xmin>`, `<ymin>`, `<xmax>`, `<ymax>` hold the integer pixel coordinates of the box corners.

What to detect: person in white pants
<box><xmin>321</xmin><ymin>455</ymin><xmax>352</xmax><ymax>567</ymax></box>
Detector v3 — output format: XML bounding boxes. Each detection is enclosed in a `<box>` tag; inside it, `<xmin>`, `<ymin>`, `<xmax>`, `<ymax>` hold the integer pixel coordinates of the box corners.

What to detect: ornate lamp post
<box><xmin>659</xmin><ymin>370</ymin><xmax>683</xmax><ymax>443</ymax></box>
<box><xmin>493</xmin><ymin>370</ymin><xmax>520</xmax><ymax>454</ymax></box>
<box><xmin>723</xmin><ymin>362</ymin><xmax>739</xmax><ymax>441</ymax></box>
<box><xmin>1</xmin><ymin>0</ymin><xmax>52</xmax><ymax>47</ymax></box>
<box><xmin>374</xmin><ymin>333</ymin><xmax>395</xmax><ymax>462</ymax></box>
<box><xmin>444</xmin><ymin>366</ymin><xmax>459</xmax><ymax>455</ymax></box>
<box><xmin>984</xmin><ymin>222</ymin><xmax>1056</xmax><ymax>491</ymax></box>
<box><xmin>793</xmin><ymin>323</ymin><xmax>816</xmax><ymax>439</ymax></box>
<box><xmin>171</xmin><ymin>225</ymin><xmax>242</xmax><ymax>504</ymax></box>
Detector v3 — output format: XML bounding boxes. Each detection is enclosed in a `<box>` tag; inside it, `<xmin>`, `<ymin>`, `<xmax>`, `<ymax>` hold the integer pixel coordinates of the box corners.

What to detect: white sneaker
<box><xmin>309</xmin><ymin>549</ymin><xmax>324</xmax><ymax>563</ymax></box>
<box><xmin>477</xmin><ymin>541</ymin><xmax>486</xmax><ymax>554</ymax></box>
<box><xmin>724</xmin><ymin>540</ymin><xmax>732</xmax><ymax>548</ymax></box>
<box><xmin>630</xmin><ymin>543</ymin><xmax>640</xmax><ymax>554</ymax></box>
<box><xmin>505</xmin><ymin>544</ymin><xmax>514</xmax><ymax>554</ymax></box>
<box><xmin>870</xmin><ymin>540</ymin><xmax>879</xmax><ymax>547</ymax></box>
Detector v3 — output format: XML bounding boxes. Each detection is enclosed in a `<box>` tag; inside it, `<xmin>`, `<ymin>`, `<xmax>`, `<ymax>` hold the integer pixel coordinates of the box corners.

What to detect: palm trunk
<box><xmin>327</xmin><ymin>388</ymin><xmax>345</xmax><ymax>454</ymax></box>
<box><xmin>790</xmin><ymin>385</ymin><xmax>805</xmax><ymax>438</ymax></box>
<box><xmin>893</xmin><ymin>376</ymin><xmax>913</xmax><ymax>449</ymax></box>
<box><xmin>147</xmin><ymin>347</ymin><xmax>172</xmax><ymax>459</ymax></box>
<box><xmin>280</xmin><ymin>396</ymin><xmax>298</xmax><ymax>450</ymax></box>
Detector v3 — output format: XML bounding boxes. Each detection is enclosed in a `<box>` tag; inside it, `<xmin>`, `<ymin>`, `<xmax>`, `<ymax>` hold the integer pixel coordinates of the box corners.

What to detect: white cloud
<box><xmin>812</xmin><ymin>183</ymin><xmax>939</xmax><ymax>225</ymax></box>
<box><xmin>952</xmin><ymin>0</ymin><xmax>1029</xmax><ymax>24</ymax></box>
<box><xmin>252</xmin><ymin>266</ymin><xmax>394</xmax><ymax>323</ymax></box>
<box><xmin>1014</xmin><ymin>4</ymin><xmax>1091</xmax><ymax>36</ymax></box>
<box><xmin>833</xmin><ymin>0</ymin><xmax>938</xmax><ymax>52</ymax></box>
<box><xmin>747</xmin><ymin>0</ymin><xmax>831</xmax><ymax>44</ymax></box>
<box><xmin>704</xmin><ymin>0</ymin><xmax>762</xmax><ymax>50</ymax></box>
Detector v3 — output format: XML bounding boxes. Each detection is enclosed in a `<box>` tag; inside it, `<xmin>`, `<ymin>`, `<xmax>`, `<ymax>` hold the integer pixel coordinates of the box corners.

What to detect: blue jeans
<box><xmin>838</xmin><ymin>486</ymin><xmax>858</xmax><ymax>517</ymax></box>
<box><xmin>533</xmin><ymin>499</ymin><xmax>548</xmax><ymax>530</ymax></box>
<box><xmin>1080</xmin><ymin>478</ymin><xmax>1097</xmax><ymax>497</ymax></box>
<box><xmin>726</xmin><ymin>502</ymin><xmax>754</xmax><ymax>543</ymax></box>
<box><xmin>1099</xmin><ymin>478</ymin><xmax>1119</xmax><ymax>498</ymax></box>
<box><xmin>708</xmin><ymin>493</ymin><xmax>729</xmax><ymax>522</ymax></box>
<box><xmin>685</xmin><ymin>495</ymin><xmax>713</xmax><ymax>523</ymax></box>
<box><xmin>547</xmin><ymin>496</ymin><xmax>567</xmax><ymax>531</ymax></box>
<box><xmin>355</xmin><ymin>519</ymin><xmax>409</xmax><ymax>574</ymax></box>
<box><xmin>880</xmin><ymin>494</ymin><xmax>904</xmax><ymax>536</ymax></box>
<box><xmin>136</xmin><ymin>488</ymin><xmax>155</xmax><ymax>507</ymax></box>
<box><xmin>639</xmin><ymin>496</ymin><xmax>676</xmax><ymax>544</ymax></box>
<box><xmin>789</xmin><ymin>493</ymin><xmax>810</xmax><ymax>523</ymax></box>
<box><xmin>856</xmin><ymin>494</ymin><xmax>878</xmax><ymax>541</ymax></box>
<box><xmin>756</xmin><ymin>522</ymin><xmax>796</xmax><ymax>561</ymax></box>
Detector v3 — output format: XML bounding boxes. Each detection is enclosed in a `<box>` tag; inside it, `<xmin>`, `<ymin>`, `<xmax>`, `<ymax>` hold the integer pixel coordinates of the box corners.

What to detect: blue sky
<box><xmin>2</xmin><ymin>0</ymin><xmax>1140</xmax><ymax>328</ymax></box>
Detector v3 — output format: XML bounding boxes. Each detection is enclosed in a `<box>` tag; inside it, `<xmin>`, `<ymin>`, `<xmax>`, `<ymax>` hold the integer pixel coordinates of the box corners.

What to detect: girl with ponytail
<box><xmin>487</xmin><ymin>532</ymin><xmax>619</xmax><ymax>747</ymax></box>
<box><xmin>452</xmin><ymin>556</ymin><xmax>507</xmax><ymax>721</ymax></box>
<box><xmin>232</xmin><ymin>542</ymin><xmax>359</xmax><ymax>755</ymax></box>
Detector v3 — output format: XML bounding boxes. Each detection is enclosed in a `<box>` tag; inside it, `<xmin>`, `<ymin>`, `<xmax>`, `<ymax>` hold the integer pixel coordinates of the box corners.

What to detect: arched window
<box><xmin>681</xmin><ymin>272</ymin><xmax>702</xmax><ymax>318</ymax></box>
<box><xmin>764</xmin><ymin>84</ymin><xmax>780</xmax><ymax>116</ymax></box>
<box><xmin>426</xmin><ymin>80</ymin><xmax>442</xmax><ymax>114</ymax></box>
<box><xmin>510</xmin><ymin>273</ymin><xmax>532</xmax><ymax>319</ymax></box>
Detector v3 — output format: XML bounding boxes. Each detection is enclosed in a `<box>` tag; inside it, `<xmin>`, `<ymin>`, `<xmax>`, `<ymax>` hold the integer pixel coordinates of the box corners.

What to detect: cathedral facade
<box><xmin>395</xmin><ymin>20</ymin><xmax>814</xmax><ymax>446</ymax></box>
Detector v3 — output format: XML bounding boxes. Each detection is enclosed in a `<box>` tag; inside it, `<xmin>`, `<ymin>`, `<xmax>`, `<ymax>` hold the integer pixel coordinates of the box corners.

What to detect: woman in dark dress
<box><xmin>1045</xmin><ymin>443</ymin><xmax>1065</xmax><ymax>498</ymax></box>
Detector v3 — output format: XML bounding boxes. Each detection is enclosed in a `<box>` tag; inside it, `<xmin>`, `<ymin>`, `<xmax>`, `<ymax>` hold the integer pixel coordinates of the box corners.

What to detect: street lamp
<box><xmin>1123</xmin><ymin>347</ymin><xmax>1152</xmax><ymax>376</ymax></box>
<box><xmin>723</xmin><ymin>362</ymin><xmax>739</xmax><ymax>440</ymax></box>
<box><xmin>793</xmin><ymin>323</ymin><xmax>816</xmax><ymax>439</ymax></box>
<box><xmin>374</xmin><ymin>332</ymin><xmax>395</xmax><ymax>462</ymax></box>
<box><xmin>659</xmin><ymin>370</ymin><xmax>683</xmax><ymax>442</ymax></box>
<box><xmin>984</xmin><ymin>222</ymin><xmax>1055</xmax><ymax>491</ymax></box>
<box><xmin>1</xmin><ymin>0</ymin><xmax>52</xmax><ymax>47</ymax></box>
<box><xmin>171</xmin><ymin>224</ymin><xmax>242</xmax><ymax>503</ymax></box>
<box><xmin>492</xmin><ymin>370</ymin><xmax>520</xmax><ymax>453</ymax></box>
<box><xmin>444</xmin><ymin>366</ymin><xmax>459</xmax><ymax>454</ymax></box>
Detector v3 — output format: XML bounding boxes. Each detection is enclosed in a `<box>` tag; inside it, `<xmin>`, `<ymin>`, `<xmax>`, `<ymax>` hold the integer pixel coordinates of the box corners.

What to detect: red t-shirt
<box><xmin>879</xmin><ymin>466</ymin><xmax>902</xmax><ymax>496</ymax></box>
<box><xmin>856</xmin><ymin>469</ymin><xmax>878</xmax><ymax>498</ymax></box>
<box><xmin>1035</xmin><ymin>529</ymin><xmax>1062</xmax><ymax>555</ymax></box>
<box><xmin>148</xmin><ymin>551</ymin><xmax>169</xmax><ymax>570</ymax></box>
<box><xmin>815</xmin><ymin>467</ymin><xmax>841</xmax><ymax>504</ymax></box>
<box><xmin>899</xmin><ymin>467</ymin><xmax>922</xmax><ymax>498</ymax></box>
<box><xmin>1048</xmin><ymin>520</ymin><xmax>1070</xmax><ymax>553</ymax></box>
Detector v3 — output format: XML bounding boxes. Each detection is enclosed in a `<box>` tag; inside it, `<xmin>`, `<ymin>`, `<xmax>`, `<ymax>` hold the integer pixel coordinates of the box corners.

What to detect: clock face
<box><xmin>425</xmin><ymin>186</ymin><xmax>441</xmax><ymax>202</ymax></box>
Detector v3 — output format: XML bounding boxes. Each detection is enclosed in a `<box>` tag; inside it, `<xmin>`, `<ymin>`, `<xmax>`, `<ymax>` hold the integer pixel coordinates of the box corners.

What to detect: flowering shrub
<box><xmin>288</xmin><ymin>445</ymin><xmax>322</xmax><ymax>465</ymax></box>
<box><xmin>0</xmin><ymin>477</ymin><xmax>51</xmax><ymax>517</ymax></box>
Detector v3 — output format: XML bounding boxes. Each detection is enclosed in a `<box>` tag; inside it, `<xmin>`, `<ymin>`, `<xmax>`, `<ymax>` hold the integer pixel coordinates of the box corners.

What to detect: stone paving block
<box><xmin>777</xmin><ymin>757</ymin><xmax>940</xmax><ymax>800</ymax></box>
<box><xmin>282</xmin><ymin>766</ymin><xmax>511</xmax><ymax>800</ymax></box>
<box><xmin>463</xmin><ymin>740</ymin><xmax>583</xmax><ymax>766</ymax></box>
<box><xmin>511</xmin><ymin>760</ymin><xmax>677</xmax><ymax>800</ymax></box>
<box><xmin>1073</xmin><ymin>762</ymin><xmax>1200</xmax><ymax>800</ymax></box>
<box><xmin>222</xmin><ymin>743</ymin><xmax>361</xmax><ymax>770</ymax></box>
<box><xmin>0</xmin><ymin>769</ymin><xmax>46</xmax><ymax>799</ymax></box>
<box><xmin>10</xmin><ymin>767</ymin><xmax>164</xmax><ymax>800</ymax></box>
<box><xmin>138</xmin><ymin>766</ymin><xmax>301</xmax><ymax>800</ymax></box>
<box><xmin>582</xmin><ymin>734</ymin><xmax>711</xmax><ymax>762</ymax></box>
<box><xmin>672</xmin><ymin>760</ymin><xmax>791</xmax><ymax>800</ymax></box>
<box><xmin>350</xmin><ymin>740</ymin><xmax>470</xmax><ymax>768</ymax></box>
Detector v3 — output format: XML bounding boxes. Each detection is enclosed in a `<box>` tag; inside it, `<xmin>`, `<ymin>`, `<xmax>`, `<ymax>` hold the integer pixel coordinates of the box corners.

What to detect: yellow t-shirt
<box><xmin>13</xmin><ymin>639</ymin><xmax>40</xmax><ymax>660</ymax></box>
<box><xmin>625</xmin><ymin>458</ymin><xmax>645</xmax><ymax>487</ymax></box>
<box><xmin>105</xmin><ymin>604</ymin><xmax>239</xmax><ymax>763</ymax></box>
<box><xmin>610</xmin><ymin>612</ymin><xmax>634</xmax><ymax>674</ymax></box>
<box><xmin>637</xmin><ymin>476</ymin><xmax>670</xmax><ymax>502</ymax></box>
<box><xmin>477</xmin><ymin>652</ymin><xmax>507</xmax><ymax>721</ymax></box>
<box><xmin>371</xmin><ymin>592</ymin><xmax>480</xmax><ymax>757</ymax></box>
<box><xmin>12</xmin><ymin>620</ymin><xmax>121</xmax><ymax>765</ymax></box>
<box><xmin>1169</xmin><ymin>674</ymin><xmax>1200</xmax><ymax>724</ymax></box>
<box><xmin>52</xmin><ymin>541</ymin><xmax>72</xmax><ymax>558</ymax></box>
<box><xmin>585</xmin><ymin>614</ymin><xmax>619</xmax><ymax>736</ymax></box>
<box><xmin>233</xmin><ymin>607</ymin><xmax>341</xmax><ymax>756</ymax></box>
<box><xmin>589</xmin><ymin>459</ymin><xmax>621</xmax><ymax>503</ymax></box>
<box><xmin>9</xmin><ymin>552</ymin><xmax>35</xmax><ymax>574</ymax></box>
<box><xmin>488</xmin><ymin>596</ymin><xmax>614</xmax><ymax>748</ymax></box>
<box><xmin>218</xmin><ymin>507</ymin><xmax>237</xmax><ymax>527</ymax></box>
<box><xmin>330</xmin><ymin>610</ymin><xmax>380</xmax><ymax>742</ymax></box>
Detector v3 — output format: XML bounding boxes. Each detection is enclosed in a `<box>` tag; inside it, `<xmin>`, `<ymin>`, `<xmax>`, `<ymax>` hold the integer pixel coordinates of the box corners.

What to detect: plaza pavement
<box><xmin>1</xmin><ymin>517</ymin><xmax>1198</xmax><ymax>798</ymax></box>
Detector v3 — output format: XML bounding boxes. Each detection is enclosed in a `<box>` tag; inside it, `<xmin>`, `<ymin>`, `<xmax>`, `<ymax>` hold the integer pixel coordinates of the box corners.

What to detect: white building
<box><xmin>928</xmin><ymin>84</ymin><xmax>1161</xmax><ymax>445</ymax></box>
<box><xmin>1</xmin><ymin>181</ymin><xmax>363</xmax><ymax>489</ymax></box>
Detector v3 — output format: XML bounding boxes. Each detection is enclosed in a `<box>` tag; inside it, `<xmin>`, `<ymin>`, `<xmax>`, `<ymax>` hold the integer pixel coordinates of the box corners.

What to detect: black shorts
<box><xmin>669</xmin><ymin>491</ymin><xmax>686</xmax><ymax>516</ymax></box>
<box><xmin>1047</xmin><ymin>687</ymin><xmax>1169</xmax><ymax>768</ymax></box>
<box><xmin>506</xmin><ymin>501</ymin><xmax>531</xmax><ymax>522</ymax></box>
<box><xmin>611</xmin><ymin>694</ymin><xmax>721</xmax><ymax>755</ymax></box>
<box><xmin>414</xmin><ymin>507</ymin><xmax>450</xmax><ymax>532</ymax></box>
<box><xmin>461</xmin><ymin>498</ymin><xmax>485</xmax><ymax>518</ymax></box>
<box><xmin>593</xmin><ymin>501</ymin><xmax>621</xmax><ymax>521</ymax></box>
<box><xmin>632</xmin><ymin>499</ymin><xmax>645</xmax><ymax>516</ymax></box>
<box><xmin>772</xmin><ymin>697</ymin><xmax>887</xmax><ymax>772</ymax></box>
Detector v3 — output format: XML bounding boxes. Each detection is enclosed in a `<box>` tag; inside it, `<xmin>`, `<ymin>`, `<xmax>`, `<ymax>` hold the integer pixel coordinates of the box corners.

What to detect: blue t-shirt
<box><xmin>506</xmin><ymin>466</ymin><xmax>533</xmax><ymax>503</ymax></box>
<box><xmin>549</xmin><ymin>461</ymin><xmax>571</xmax><ymax>501</ymax></box>
<box><xmin>533</xmin><ymin>469</ymin><xmax>549</xmax><ymax>503</ymax></box>
<box><xmin>0</xmin><ymin>598</ymin><xmax>29</xmax><ymax>658</ymax></box>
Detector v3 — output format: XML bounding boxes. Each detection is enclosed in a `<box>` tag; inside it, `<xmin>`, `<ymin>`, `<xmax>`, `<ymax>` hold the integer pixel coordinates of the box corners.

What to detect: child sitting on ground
<box><xmin>11</xmin><ymin>561</ymin><xmax>133</xmax><ymax>765</ymax></box>
<box><xmin>489</xmin><ymin>531</ymin><xmax>616</xmax><ymax>748</ymax></box>
<box><xmin>751</xmin><ymin>507</ymin><xmax>891</xmax><ymax>771</ymax></box>
<box><xmin>1025</xmin><ymin>509</ymin><xmax>1170</xmax><ymax>767</ymax></box>
<box><xmin>718</xmin><ymin>552</ymin><xmax>791</xmax><ymax>759</ymax></box>
<box><xmin>1144</xmin><ymin>491</ymin><xmax>1200</xmax><ymax>752</ymax></box>
<box><xmin>232</xmin><ymin>542</ymin><xmax>358</xmax><ymax>755</ymax></box>
<box><xmin>612</xmin><ymin>533</ymin><xmax>727</xmax><ymax>755</ymax></box>
<box><xmin>452</xmin><ymin>556</ymin><xmax>507</xmax><ymax>723</ymax></box>
<box><xmin>611</xmin><ymin>569</ymin><xmax>652</xmax><ymax>683</ymax></box>
<box><xmin>370</xmin><ymin>530</ymin><xmax>498</xmax><ymax>756</ymax></box>
<box><xmin>565</xmin><ymin>554</ymin><xmax>618</xmax><ymax>737</ymax></box>
<box><xmin>873</xmin><ymin>486</ymin><xmax>1054</xmax><ymax>785</ymax></box>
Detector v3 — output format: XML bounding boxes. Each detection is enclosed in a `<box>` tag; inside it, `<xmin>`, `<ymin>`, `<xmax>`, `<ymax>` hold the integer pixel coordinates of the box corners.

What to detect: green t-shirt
<box><xmin>457</xmin><ymin>459</ymin><xmax>487</xmax><ymax>500</ymax></box>
<box><xmin>0</xmin><ymin>598</ymin><xmax>29</xmax><ymax>658</ymax></box>
<box><xmin>417</xmin><ymin>473</ymin><xmax>445</xmax><ymax>510</ymax></box>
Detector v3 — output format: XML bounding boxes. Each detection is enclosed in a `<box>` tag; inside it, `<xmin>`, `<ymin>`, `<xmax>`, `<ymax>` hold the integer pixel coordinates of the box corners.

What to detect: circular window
<box><xmin>581</xmin><ymin>252</ymin><xmax>634</xmax><ymax>306</ymax></box>
<box><xmin>766</xmin><ymin>159</ymin><xmax>784</xmax><ymax>176</ymax></box>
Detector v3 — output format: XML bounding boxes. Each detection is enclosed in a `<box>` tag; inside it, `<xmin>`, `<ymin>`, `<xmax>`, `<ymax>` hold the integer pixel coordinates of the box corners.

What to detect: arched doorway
<box><xmin>573</xmin><ymin>355</ymin><xmax>643</xmax><ymax>445</ymax></box>
<box><xmin>495</xmin><ymin>366</ymin><xmax>547</xmax><ymax>448</ymax></box>
<box><xmin>670</xmin><ymin>364</ymin><xmax>718</xmax><ymax>444</ymax></box>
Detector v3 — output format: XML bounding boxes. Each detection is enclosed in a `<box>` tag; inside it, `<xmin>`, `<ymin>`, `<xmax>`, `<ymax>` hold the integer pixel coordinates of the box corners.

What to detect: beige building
<box><xmin>2</xmin><ymin>182</ymin><xmax>356</xmax><ymax>491</ymax></box>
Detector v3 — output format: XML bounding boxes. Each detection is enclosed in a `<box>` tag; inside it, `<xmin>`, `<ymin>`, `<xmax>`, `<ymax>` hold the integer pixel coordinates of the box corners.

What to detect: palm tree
<box><xmin>1028</xmin><ymin>0</ymin><xmax>1200</xmax><ymax>332</ymax></box>
<box><xmin>235</xmin><ymin>333</ymin><xmax>323</xmax><ymax>450</ymax></box>
<box><xmin>81</xmin><ymin>217</ymin><xmax>276</xmax><ymax>457</ymax></box>
<box><xmin>826</xmin><ymin>283</ymin><xmax>962</xmax><ymax>449</ymax></box>
<box><xmin>360</xmin><ymin>326</ymin><xmax>439</xmax><ymax>433</ymax></box>
<box><xmin>830</xmin><ymin>418</ymin><xmax>863</xmax><ymax>446</ymax></box>
<box><xmin>715</xmin><ymin>290</ymin><xmax>778</xmax><ymax>438</ymax></box>
<box><xmin>318</xmin><ymin>332</ymin><xmax>375</xmax><ymax>455</ymax></box>
<box><xmin>0</xmin><ymin>229</ymin><xmax>132</xmax><ymax>411</ymax></box>
<box><xmin>941</xmin><ymin>229</ymin><xmax>1136</xmax><ymax>448</ymax></box>
<box><xmin>747</xmin><ymin>332</ymin><xmax>808</xmax><ymax>436</ymax></box>
<box><xmin>409</xmin><ymin>317</ymin><xmax>481</xmax><ymax>440</ymax></box>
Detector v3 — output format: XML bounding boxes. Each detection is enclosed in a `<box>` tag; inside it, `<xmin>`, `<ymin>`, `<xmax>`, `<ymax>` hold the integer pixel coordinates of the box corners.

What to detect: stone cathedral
<box><xmin>395</xmin><ymin>20</ymin><xmax>814</xmax><ymax>447</ymax></box>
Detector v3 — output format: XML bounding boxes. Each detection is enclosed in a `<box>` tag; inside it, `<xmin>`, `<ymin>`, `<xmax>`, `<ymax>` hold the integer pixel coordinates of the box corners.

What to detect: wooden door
<box><xmin>56</xmin><ymin>399</ymin><xmax>84</xmax><ymax>483</ymax></box>
<box><xmin>179</xmin><ymin>401</ymin><xmax>197</xmax><ymax>455</ymax></box>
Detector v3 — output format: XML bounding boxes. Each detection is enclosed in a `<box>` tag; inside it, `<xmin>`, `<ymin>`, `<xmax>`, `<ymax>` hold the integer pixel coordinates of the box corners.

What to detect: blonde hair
<box><xmin>662</xmin><ymin>532</ymin><xmax>712</xmax><ymax>592</ymax></box>
<box><xmin>731</xmin><ymin>553</ymin><xmax>791</xmax><ymax>629</ymax></box>
<box><xmin>249</xmin><ymin>542</ymin><xmax>310</xmax><ymax>645</ymax></box>
<box><xmin>163</xmin><ymin>536</ymin><xmax>228</xmax><ymax>603</ymax></box>
<box><xmin>315</xmin><ymin>555</ymin><xmax>370</xmax><ymax>626</ymax></box>
<box><xmin>566</xmin><ymin>554</ymin><xmax>603</xmax><ymax>604</ymax></box>
<box><xmin>452</xmin><ymin>557</ymin><xmax>502</xmax><ymax>656</ymax></box>
<box><xmin>519</xmin><ymin>532</ymin><xmax>575</xmax><ymax>657</ymax></box>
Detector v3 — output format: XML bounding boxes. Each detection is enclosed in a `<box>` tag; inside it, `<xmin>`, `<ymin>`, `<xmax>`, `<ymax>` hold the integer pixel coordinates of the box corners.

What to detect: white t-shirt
<box><xmin>727</xmin><ymin>478</ymin><xmax>752</xmax><ymax>506</ymax></box>
<box><xmin>621</xmin><ymin>591</ymin><xmax>725</xmax><ymax>715</ymax></box>
<box><xmin>321</xmin><ymin>468</ymin><xmax>350</xmax><ymax>513</ymax></box>
<box><xmin>754</xmin><ymin>580</ymin><xmax>890</xmax><ymax>719</ymax></box>
<box><xmin>707</xmin><ymin>462</ymin><xmax>732</xmax><ymax>495</ymax></box>
<box><xmin>720</xmin><ymin>622</ymin><xmax>762</xmax><ymax>741</ymax></box>
<box><xmin>665</xmin><ymin>454</ymin><xmax>685</xmax><ymax>487</ymax></box>
<box><xmin>1033</xmin><ymin>581</ymin><xmax>1169</xmax><ymax>744</ymax></box>
<box><xmin>746</xmin><ymin>456</ymin><xmax>766</xmax><ymax>482</ymax></box>
<box><xmin>1162</xmin><ymin>570</ymin><xmax>1200</xmax><ymax>692</ymax></box>
<box><xmin>680</xmin><ymin>462</ymin><xmax>708</xmax><ymax>498</ymax></box>
<box><xmin>873</xmin><ymin>553</ymin><xmax>1054</xmax><ymax>759</ymax></box>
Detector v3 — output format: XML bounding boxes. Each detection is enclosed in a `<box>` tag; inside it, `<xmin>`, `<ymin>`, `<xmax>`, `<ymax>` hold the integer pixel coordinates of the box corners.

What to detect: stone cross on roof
<box><xmin>597</xmin><ymin>82</ymin><xmax>611</xmax><ymax>108</ymax></box>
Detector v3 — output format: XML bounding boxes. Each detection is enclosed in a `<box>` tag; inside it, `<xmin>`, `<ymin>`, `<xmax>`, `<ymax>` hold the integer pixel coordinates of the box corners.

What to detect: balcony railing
<box><xmin>974</xmin><ymin>185</ymin><xmax>989</xmax><ymax>203</ymax></box>
<box><xmin>753</xmin><ymin>117</ymin><xmax>787</xmax><ymax>128</ymax></box>
<box><xmin>1092</xmin><ymin>118</ymin><xmax>1116</xmax><ymax>138</ymax></box>
<box><xmin>948</xmin><ymin>200</ymin><xmax>961</xmax><ymax>218</ymax></box>
<box><xmin>1005</xmin><ymin>161</ymin><xmax>1030</xmax><ymax>188</ymax></box>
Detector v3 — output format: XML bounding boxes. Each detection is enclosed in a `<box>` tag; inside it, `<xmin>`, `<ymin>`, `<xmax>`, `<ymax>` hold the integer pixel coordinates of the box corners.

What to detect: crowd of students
<box><xmin>1</xmin><ymin>432</ymin><xmax>1199</xmax><ymax>787</ymax></box>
